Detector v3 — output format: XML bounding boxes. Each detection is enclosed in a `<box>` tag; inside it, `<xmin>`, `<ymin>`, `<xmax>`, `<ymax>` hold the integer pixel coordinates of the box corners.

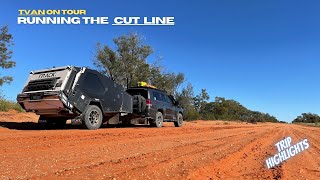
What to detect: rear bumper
<box><xmin>17</xmin><ymin>94</ymin><xmax>70</xmax><ymax>116</ymax></box>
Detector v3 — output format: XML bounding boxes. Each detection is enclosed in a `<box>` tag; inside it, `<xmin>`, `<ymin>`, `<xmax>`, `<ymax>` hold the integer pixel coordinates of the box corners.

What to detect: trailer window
<box><xmin>82</xmin><ymin>73</ymin><xmax>104</xmax><ymax>94</ymax></box>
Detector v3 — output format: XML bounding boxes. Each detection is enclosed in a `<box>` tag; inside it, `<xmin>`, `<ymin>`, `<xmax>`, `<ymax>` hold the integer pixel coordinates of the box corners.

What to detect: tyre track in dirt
<box><xmin>0</xmin><ymin>124</ymin><xmax>257</xmax><ymax>155</ymax></box>
<box><xmin>112</xmin><ymin>126</ymin><xmax>276</xmax><ymax>180</ymax></box>
<box><xmin>186</xmin><ymin>124</ymin><xmax>287</xmax><ymax>179</ymax></box>
<box><xmin>44</xmin><ymin>127</ymin><xmax>271</xmax><ymax>179</ymax></box>
<box><xmin>30</xmin><ymin>125</ymin><xmax>276</xmax><ymax>178</ymax></box>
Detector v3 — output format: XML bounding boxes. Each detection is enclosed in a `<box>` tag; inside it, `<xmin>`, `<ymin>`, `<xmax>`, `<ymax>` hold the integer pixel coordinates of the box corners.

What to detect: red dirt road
<box><xmin>0</xmin><ymin>111</ymin><xmax>319</xmax><ymax>179</ymax></box>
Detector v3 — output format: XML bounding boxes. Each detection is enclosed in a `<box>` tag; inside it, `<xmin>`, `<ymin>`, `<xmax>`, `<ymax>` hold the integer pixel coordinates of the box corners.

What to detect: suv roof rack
<box><xmin>137</xmin><ymin>81</ymin><xmax>157</xmax><ymax>89</ymax></box>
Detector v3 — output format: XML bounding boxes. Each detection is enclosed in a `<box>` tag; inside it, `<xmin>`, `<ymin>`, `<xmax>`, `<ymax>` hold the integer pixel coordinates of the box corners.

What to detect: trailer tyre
<box><xmin>83</xmin><ymin>105</ymin><xmax>103</xmax><ymax>130</ymax></box>
<box><xmin>151</xmin><ymin>111</ymin><xmax>163</xmax><ymax>128</ymax></box>
<box><xmin>174</xmin><ymin>113</ymin><xmax>183</xmax><ymax>127</ymax></box>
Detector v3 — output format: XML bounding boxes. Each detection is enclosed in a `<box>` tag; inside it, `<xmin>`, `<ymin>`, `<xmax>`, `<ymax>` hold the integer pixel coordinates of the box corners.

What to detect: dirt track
<box><xmin>0</xmin><ymin>111</ymin><xmax>320</xmax><ymax>179</ymax></box>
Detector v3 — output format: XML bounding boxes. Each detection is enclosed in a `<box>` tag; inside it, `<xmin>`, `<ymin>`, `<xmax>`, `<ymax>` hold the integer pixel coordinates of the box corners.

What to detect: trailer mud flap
<box><xmin>108</xmin><ymin>114</ymin><xmax>119</xmax><ymax>124</ymax></box>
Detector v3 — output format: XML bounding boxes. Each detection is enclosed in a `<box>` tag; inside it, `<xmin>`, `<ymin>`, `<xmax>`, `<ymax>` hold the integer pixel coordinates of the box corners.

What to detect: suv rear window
<box><xmin>152</xmin><ymin>91</ymin><xmax>163</xmax><ymax>101</ymax></box>
<box><xmin>152</xmin><ymin>91</ymin><xmax>171</xmax><ymax>103</ymax></box>
<box><xmin>127</xmin><ymin>89</ymin><xmax>148</xmax><ymax>99</ymax></box>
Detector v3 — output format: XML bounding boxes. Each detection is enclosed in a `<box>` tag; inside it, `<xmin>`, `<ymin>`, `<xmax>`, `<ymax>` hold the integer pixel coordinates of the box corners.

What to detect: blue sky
<box><xmin>1</xmin><ymin>0</ymin><xmax>320</xmax><ymax>122</ymax></box>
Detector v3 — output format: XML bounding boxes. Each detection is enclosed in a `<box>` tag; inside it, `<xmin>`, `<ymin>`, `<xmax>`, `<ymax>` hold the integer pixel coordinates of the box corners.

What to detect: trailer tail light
<box><xmin>146</xmin><ymin>99</ymin><xmax>152</xmax><ymax>106</ymax></box>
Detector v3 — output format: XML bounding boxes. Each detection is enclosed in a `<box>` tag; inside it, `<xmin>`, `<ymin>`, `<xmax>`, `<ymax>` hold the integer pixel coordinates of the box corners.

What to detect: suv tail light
<box><xmin>146</xmin><ymin>99</ymin><xmax>152</xmax><ymax>106</ymax></box>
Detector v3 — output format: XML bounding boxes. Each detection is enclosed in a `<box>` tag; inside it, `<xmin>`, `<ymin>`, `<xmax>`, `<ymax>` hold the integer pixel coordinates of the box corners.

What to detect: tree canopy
<box><xmin>93</xmin><ymin>32</ymin><xmax>184</xmax><ymax>95</ymax></box>
<box><xmin>292</xmin><ymin>113</ymin><xmax>320</xmax><ymax>123</ymax></box>
<box><xmin>0</xmin><ymin>25</ymin><xmax>16</xmax><ymax>86</ymax></box>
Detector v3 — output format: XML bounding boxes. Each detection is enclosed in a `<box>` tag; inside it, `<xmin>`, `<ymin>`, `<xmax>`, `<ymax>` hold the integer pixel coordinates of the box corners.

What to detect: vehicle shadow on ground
<box><xmin>0</xmin><ymin>122</ymin><xmax>152</xmax><ymax>130</ymax></box>
<box><xmin>0</xmin><ymin>122</ymin><xmax>43</xmax><ymax>130</ymax></box>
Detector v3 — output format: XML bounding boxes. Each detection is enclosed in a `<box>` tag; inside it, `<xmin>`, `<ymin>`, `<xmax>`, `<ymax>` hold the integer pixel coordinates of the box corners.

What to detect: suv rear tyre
<box><xmin>83</xmin><ymin>105</ymin><xmax>103</xmax><ymax>130</ymax></box>
<box><xmin>151</xmin><ymin>111</ymin><xmax>163</xmax><ymax>128</ymax></box>
<box><xmin>174</xmin><ymin>113</ymin><xmax>183</xmax><ymax>127</ymax></box>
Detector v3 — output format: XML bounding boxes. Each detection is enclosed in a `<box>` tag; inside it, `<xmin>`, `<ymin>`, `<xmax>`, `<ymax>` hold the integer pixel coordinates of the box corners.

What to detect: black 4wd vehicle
<box><xmin>127</xmin><ymin>86</ymin><xmax>184</xmax><ymax>128</ymax></box>
<box><xmin>17</xmin><ymin>66</ymin><xmax>183</xmax><ymax>130</ymax></box>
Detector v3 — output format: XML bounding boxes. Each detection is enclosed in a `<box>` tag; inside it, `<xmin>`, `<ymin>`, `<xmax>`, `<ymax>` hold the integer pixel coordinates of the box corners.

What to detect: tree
<box><xmin>177</xmin><ymin>83</ymin><xmax>194</xmax><ymax>109</ymax></box>
<box><xmin>94</xmin><ymin>32</ymin><xmax>152</xmax><ymax>88</ymax></box>
<box><xmin>194</xmin><ymin>89</ymin><xmax>210</xmax><ymax>112</ymax></box>
<box><xmin>0</xmin><ymin>25</ymin><xmax>16</xmax><ymax>86</ymax></box>
<box><xmin>151</xmin><ymin>71</ymin><xmax>184</xmax><ymax>96</ymax></box>
<box><xmin>177</xmin><ymin>82</ymin><xmax>199</xmax><ymax>120</ymax></box>
<box><xmin>93</xmin><ymin>32</ymin><xmax>184</xmax><ymax>94</ymax></box>
<box><xmin>209</xmin><ymin>97</ymin><xmax>247</xmax><ymax>120</ymax></box>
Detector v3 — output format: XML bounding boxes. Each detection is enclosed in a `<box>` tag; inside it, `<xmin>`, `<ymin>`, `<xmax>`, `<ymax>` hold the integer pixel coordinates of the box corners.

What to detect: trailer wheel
<box><xmin>151</xmin><ymin>111</ymin><xmax>163</xmax><ymax>128</ymax></box>
<box><xmin>83</xmin><ymin>105</ymin><xmax>103</xmax><ymax>130</ymax></box>
<box><xmin>174</xmin><ymin>113</ymin><xmax>183</xmax><ymax>127</ymax></box>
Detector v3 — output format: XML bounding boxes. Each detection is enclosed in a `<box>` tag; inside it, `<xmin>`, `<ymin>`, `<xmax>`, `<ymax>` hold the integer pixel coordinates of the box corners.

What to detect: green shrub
<box><xmin>0</xmin><ymin>99</ymin><xmax>24</xmax><ymax>112</ymax></box>
<box><xmin>184</xmin><ymin>108</ymin><xmax>200</xmax><ymax>121</ymax></box>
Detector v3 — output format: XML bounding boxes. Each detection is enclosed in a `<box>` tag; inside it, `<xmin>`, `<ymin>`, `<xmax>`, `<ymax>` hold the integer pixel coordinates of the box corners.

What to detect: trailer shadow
<box><xmin>0</xmin><ymin>122</ymin><xmax>43</xmax><ymax>130</ymax></box>
<box><xmin>0</xmin><ymin>122</ymin><xmax>82</xmax><ymax>130</ymax></box>
<box><xmin>0</xmin><ymin>122</ymin><xmax>152</xmax><ymax>130</ymax></box>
